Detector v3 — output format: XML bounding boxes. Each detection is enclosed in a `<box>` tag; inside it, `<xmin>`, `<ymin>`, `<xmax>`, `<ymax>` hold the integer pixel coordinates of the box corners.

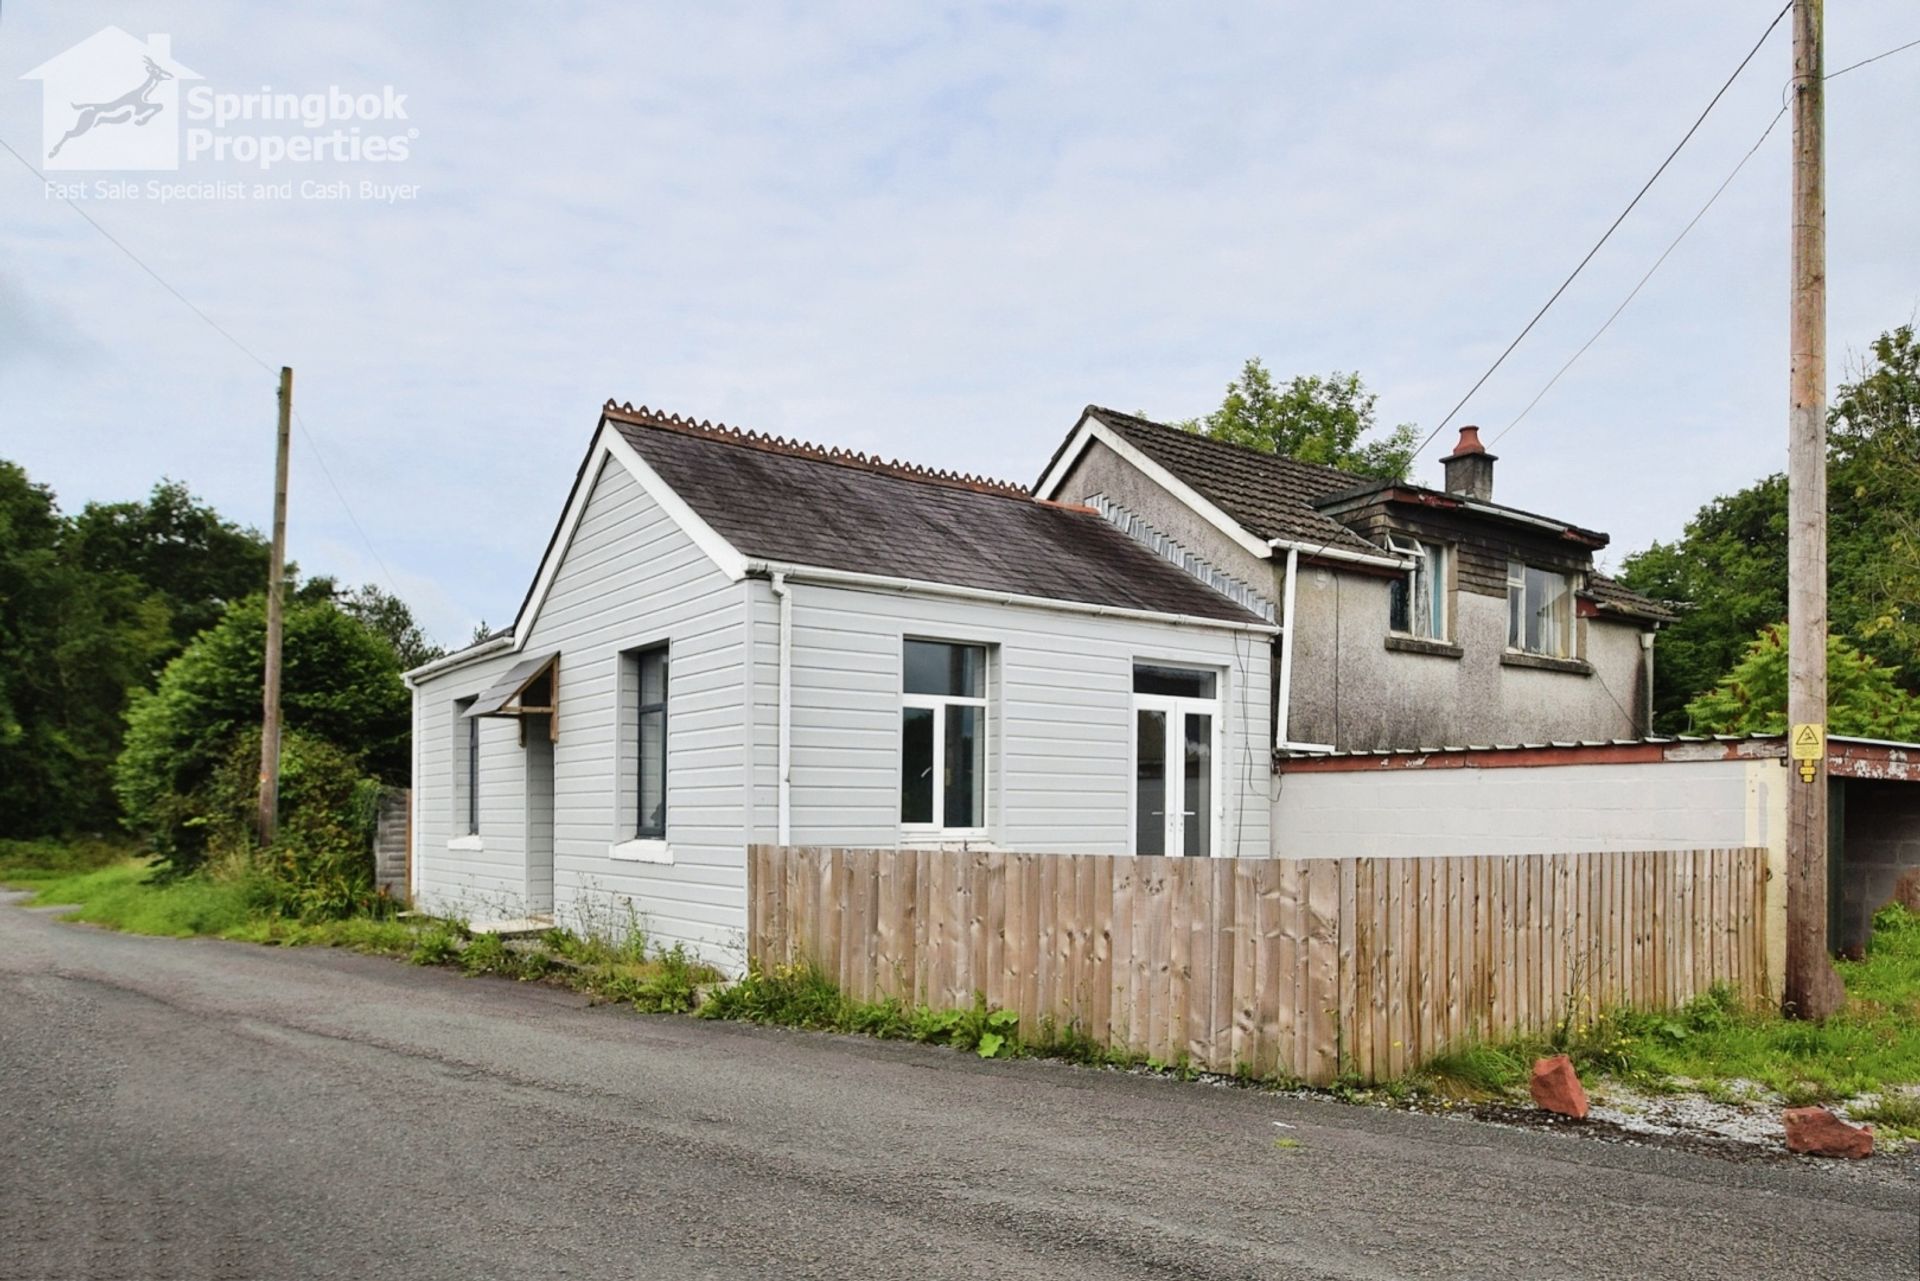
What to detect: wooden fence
<box><xmin>746</xmin><ymin>845</ymin><xmax>1770</xmax><ymax>1084</ymax></box>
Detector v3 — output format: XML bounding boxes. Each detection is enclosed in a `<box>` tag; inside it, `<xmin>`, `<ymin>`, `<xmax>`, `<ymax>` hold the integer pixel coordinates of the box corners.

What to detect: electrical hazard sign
<box><xmin>1791</xmin><ymin>722</ymin><xmax>1824</xmax><ymax>782</ymax></box>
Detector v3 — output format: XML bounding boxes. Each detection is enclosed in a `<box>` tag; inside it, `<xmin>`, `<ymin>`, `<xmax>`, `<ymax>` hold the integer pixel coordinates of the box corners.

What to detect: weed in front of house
<box><xmin>410</xmin><ymin>920</ymin><xmax>468</xmax><ymax>966</ymax></box>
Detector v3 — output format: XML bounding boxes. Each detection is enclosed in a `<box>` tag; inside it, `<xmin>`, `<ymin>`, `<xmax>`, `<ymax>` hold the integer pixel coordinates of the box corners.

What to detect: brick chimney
<box><xmin>1441</xmin><ymin>426</ymin><xmax>1496</xmax><ymax>501</ymax></box>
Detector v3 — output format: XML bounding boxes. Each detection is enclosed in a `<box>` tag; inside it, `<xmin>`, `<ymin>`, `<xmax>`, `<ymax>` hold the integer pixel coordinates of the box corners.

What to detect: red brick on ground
<box><xmin>1529</xmin><ymin>1054</ymin><xmax>1590</xmax><ymax>1119</ymax></box>
<box><xmin>1783</xmin><ymin>1107</ymin><xmax>1874</xmax><ymax>1159</ymax></box>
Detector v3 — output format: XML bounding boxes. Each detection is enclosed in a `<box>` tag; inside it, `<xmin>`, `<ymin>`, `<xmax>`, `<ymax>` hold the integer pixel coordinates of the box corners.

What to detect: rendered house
<box><xmin>406</xmin><ymin>403</ymin><xmax>1275</xmax><ymax>959</ymax></box>
<box><xmin>1034</xmin><ymin>408</ymin><xmax>1675</xmax><ymax>752</ymax></box>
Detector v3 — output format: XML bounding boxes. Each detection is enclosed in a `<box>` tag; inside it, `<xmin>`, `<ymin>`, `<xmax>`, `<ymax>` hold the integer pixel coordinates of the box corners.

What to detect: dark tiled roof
<box><xmin>604</xmin><ymin>404</ymin><xmax>1268</xmax><ymax>626</ymax></box>
<box><xmin>1081</xmin><ymin>408</ymin><xmax>1389</xmax><ymax>558</ymax></box>
<box><xmin>1583</xmin><ymin>573</ymin><xmax>1679</xmax><ymax>624</ymax></box>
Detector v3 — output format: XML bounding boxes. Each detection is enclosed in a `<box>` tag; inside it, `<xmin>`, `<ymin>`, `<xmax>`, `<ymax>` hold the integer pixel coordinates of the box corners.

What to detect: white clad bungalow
<box><xmin>407</xmin><ymin>402</ymin><xmax>1275</xmax><ymax>964</ymax></box>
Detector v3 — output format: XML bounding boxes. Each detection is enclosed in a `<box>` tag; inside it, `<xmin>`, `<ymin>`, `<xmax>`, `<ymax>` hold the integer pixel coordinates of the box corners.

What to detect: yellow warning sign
<box><xmin>1792</xmin><ymin>722</ymin><xmax>1824</xmax><ymax>782</ymax></box>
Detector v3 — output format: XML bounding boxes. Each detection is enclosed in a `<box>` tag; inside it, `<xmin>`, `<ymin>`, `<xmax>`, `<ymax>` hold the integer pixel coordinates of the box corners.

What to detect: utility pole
<box><xmin>1784</xmin><ymin>0</ymin><xmax>1843</xmax><ymax>1019</ymax></box>
<box><xmin>257</xmin><ymin>367</ymin><xmax>293</xmax><ymax>846</ymax></box>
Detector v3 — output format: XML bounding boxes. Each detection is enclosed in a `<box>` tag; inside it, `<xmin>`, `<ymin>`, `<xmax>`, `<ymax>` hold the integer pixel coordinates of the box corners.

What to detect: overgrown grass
<box><xmin>1406</xmin><ymin>904</ymin><xmax>1920</xmax><ymax>1108</ymax></box>
<box><xmin>703</xmin><ymin>960</ymin><xmax>1064</xmax><ymax>1062</ymax></box>
<box><xmin>17</xmin><ymin>859</ymin><xmax>256</xmax><ymax>937</ymax></box>
<box><xmin>0</xmin><ymin>836</ymin><xmax>138</xmax><ymax>885</ymax></box>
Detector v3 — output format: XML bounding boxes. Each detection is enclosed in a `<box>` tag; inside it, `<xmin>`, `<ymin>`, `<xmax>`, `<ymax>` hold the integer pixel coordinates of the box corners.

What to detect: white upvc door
<box><xmin>1132</xmin><ymin>692</ymin><xmax>1221</xmax><ymax>858</ymax></box>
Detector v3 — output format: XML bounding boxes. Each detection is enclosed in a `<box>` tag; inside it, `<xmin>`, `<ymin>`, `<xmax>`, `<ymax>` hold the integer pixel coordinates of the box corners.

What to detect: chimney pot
<box><xmin>1441</xmin><ymin>425</ymin><xmax>1497</xmax><ymax>500</ymax></box>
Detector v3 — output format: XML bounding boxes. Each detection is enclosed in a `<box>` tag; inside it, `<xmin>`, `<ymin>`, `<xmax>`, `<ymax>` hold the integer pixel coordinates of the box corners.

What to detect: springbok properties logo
<box><xmin>22</xmin><ymin>28</ymin><xmax>198</xmax><ymax>170</ymax></box>
<box><xmin>21</xmin><ymin>26</ymin><xmax>418</xmax><ymax>197</ymax></box>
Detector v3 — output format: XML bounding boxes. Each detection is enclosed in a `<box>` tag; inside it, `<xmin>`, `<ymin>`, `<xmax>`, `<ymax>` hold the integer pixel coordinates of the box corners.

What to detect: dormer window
<box><xmin>1386</xmin><ymin>535</ymin><xmax>1448</xmax><ymax>641</ymax></box>
<box><xmin>1508</xmin><ymin>561</ymin><xmax>1573</xmax><ymax>657</ymax></box>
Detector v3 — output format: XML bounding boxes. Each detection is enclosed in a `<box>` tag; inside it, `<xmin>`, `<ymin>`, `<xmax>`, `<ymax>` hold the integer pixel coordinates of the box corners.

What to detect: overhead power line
<box><xmin>1492</xmin><ymin>31</ymin><xmax>1920</xmax><ymax>447</ymax></box>
<box><xmin>0</xmin><ymin>134</ymin><xmax>412</xmax><ymax>619</ymax></box>
<box><xmin>1407</xmin><ymin>0</ymin><xmax>1794</xmax><ymax>463</ymax></box>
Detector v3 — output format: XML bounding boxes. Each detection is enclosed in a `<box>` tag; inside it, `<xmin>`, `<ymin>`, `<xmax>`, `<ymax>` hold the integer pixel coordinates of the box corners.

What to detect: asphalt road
<box><xmin>3</xmin><ymin>892</ymin><xmax>1915</xmax><ymax>1281</ymax></box>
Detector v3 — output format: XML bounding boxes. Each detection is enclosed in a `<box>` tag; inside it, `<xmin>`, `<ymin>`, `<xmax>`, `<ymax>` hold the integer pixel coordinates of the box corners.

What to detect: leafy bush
<box><xmin>1685</xmin><ymin>625</ymin><xmax>1920</xmax><ymax>738</ymax></box>
<box><xmin>187</xmin><ymin>730</ymin><xmax>384</xmax><ymax>921</ymax></box>
<box><xmin>115</xmin><ymin>595</ymin><xmax>408</xmax><ymax>871</ymax></box>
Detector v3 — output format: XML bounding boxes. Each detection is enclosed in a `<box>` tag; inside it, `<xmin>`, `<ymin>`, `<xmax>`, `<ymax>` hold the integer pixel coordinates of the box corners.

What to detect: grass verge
<box><xmin>1</xmin><ymin>845</ymin><xmax>721</xmax><ymax>1015</ymax></box>
<box><xmin>1399</xmin><ymin>904</ymin><xmax>1920</xmax><ymax>1132</ymax></box>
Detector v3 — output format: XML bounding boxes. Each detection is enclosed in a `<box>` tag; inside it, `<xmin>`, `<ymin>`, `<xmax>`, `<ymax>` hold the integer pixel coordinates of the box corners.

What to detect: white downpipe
<box><xmin>772</xmin><ymin>572</ymin><xmax>793</xmax><ymax>845</ymax></box>
<box><xmin>1272</xmin><ymin>546</ymin><xmax>1337</xmax><ymax>755</ymax></box>
<box><xmin>1276</xmin><ymin>546</ymin><xmax>1298</xmax><ymax>751</ymax></box>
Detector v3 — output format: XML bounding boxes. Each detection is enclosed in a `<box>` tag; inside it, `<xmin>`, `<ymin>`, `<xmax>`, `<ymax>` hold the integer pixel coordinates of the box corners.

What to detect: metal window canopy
<box><xmin>463</xmin><ymin>652</ymin><xmax>559</xmax><ymax>742</ymax></box>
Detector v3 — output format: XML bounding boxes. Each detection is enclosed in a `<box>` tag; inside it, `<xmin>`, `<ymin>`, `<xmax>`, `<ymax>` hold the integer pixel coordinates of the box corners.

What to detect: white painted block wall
<box><xmin>1272</xmin><ymin>756</ymin><xmax>1791</xmax><ymax>996</ymax></box>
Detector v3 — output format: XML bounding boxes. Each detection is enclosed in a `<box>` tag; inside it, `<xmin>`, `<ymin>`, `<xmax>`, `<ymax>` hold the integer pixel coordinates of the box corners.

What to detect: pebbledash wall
<box><xmin>1053</xmin><ymin>437</ymin><xmax>1654</xmax><ymax>752</ymax></box>
<box><xmin>411</xmin><ymin>452</ymin><xmax>1271</xmax><ymax>969</ymax></box>
<box><xmin>1273</xmin><ymin>747</ymin><xmax>1793</xmax><ymax>999</ymax></box>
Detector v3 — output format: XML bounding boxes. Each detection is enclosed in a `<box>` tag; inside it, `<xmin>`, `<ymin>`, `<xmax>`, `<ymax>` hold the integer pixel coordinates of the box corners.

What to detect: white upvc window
<box><xmin>900</xmin><ymin>639</ymin><xmax>989</xmax><ymax>836</ymax></box>
<box><xmin>1131</xmin><ymin>664</ymin><xmax>1222</xmax><ymax>858</ymax></box>
<box><xmin>1508</xmin><ymin>560</ymin><xmax>1574</xmax><ymax>657</ymax></box>
<box><xmin>1386</xmin><ymin>534</ymin><xmax>1448</xmax><ymax>641</ymax></box>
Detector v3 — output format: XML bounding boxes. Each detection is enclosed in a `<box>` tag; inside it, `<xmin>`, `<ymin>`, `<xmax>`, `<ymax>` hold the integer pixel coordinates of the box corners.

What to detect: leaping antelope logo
<box><xmin>48</xmin><ymin>55</ymin><xmax>173</xmax><ymax>158</ymax></box>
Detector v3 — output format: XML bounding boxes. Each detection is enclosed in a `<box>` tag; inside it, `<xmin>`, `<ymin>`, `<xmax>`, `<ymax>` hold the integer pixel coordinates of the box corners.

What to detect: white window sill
<box><xmin>610</xmin><ymin>838</ymin><xmax>673</xmax><ymax>865</ymax></box>
<box><xmin>447</xmin><ymin>835</ymin><xmax>483</xmax><ymax>852</ymax></box>
<box><xmin>900</xmin><ymin>831</ymin><xmax>996</xmax><ymax>850</ymax></box>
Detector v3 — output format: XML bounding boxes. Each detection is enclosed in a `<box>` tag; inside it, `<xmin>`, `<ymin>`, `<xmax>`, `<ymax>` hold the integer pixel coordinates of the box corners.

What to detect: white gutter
<box><xmin>1266</xmin><ymin>536</ymin><xmax>1408</xmax><ymax>572</ymax></box>
<box><xmin>404</xmin><ymin>634</ymin><xmax>513</xmax><ymax>686</ymax></box>
<box><xmin>771</xmin><ymin>572</ymin><xmax>794</xmax><ymax>845</ymax></box>
<box><xmin>741</xmin><ymin>560</ymin><xmax>1279</xmax><ymax>635</ymax></box>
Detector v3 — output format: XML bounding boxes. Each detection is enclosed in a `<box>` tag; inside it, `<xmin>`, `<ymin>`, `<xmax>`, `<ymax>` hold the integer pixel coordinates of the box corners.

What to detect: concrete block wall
<box><xmin>1839</xmin><ymin>780</ymin><xmax>1920</xmax><ymax>953</ymax></box>
<box><xmin>374</xmin><ymin>787</ymin><xmax>410</xmax><ymax>903</ymax></box>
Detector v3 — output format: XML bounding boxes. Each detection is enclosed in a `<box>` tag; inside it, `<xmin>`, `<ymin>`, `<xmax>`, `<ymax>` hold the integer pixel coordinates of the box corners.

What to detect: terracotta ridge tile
<box><xmin>602</xmin><ymin>400</ymin><xmax>1031</xmax><ymax>499</ymax></box>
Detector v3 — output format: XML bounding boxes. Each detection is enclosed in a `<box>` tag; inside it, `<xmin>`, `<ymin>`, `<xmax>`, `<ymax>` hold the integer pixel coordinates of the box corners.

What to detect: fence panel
<box><xmin>746</xmin><ymin>845</ymin><xmax>1769</xmax><ymax>1084</ymax></box>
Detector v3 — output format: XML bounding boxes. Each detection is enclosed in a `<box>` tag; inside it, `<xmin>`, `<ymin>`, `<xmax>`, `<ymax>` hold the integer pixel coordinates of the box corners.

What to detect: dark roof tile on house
<box><xmin>1081</xmin><ymin>408</ymin><xmax>1388</xmax><ymax>557</ymax></box>
<box><xmin>603</xmin><ymin>403</ymin><xmax>1268</xmax><ymax>626</ymax></box>
<box><xmin>1582</xmin><ymin>573</ymin><xmax>1679</xmax><ymax>623</ymax></box>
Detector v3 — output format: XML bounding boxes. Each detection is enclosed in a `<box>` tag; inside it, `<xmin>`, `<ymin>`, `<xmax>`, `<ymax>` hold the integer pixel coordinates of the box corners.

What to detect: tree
<box><xmin>116</xmin><ymin>595</ymin><xmax>410</xmax><ymax>869</ymax></box>
<box><xmin>300</xmin><ymin>576</ymin><xmax>445</xmax><ymax>670</ymax></box>
<box><xmin>1685</xmin><ymin>625</ymin><xmax>1920</xmax><ymax>739</ymax></box>
<box><xmin>1834</xmin><ymin>325</ymin><xmax>1920</xmax><ymax>660</ymax></box>
<box><xmin>66</xmin><ymin>478</ymin><xmax>269</xmax><ymax>652</ymax></box>
<box><xmin>0</xmin><ymin>463</ymin><xmax>171</xmax><ymax>835</ymax></box>
<box><xmin>1183</xmin><ymin>360</ymin><xmax>1419</xmax><ymax>480</ymax></box>
<box><xmin>1621</xmin><ymin>323</ymin><xmax>1920</xmax><ymax>732</ymax></box>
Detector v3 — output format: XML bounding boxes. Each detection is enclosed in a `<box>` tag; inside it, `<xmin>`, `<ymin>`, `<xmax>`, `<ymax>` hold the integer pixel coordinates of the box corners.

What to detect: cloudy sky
<box><xmin>3</xmin><ymin>2</ymin><xmax>1915</xmax><ymax>647</ymax></box>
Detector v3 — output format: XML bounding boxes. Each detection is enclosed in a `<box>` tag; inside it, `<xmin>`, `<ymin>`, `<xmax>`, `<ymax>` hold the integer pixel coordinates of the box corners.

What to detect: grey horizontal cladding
<box><xmin>1089</xmin><ymin>494</ymin><xmax>1278</xmax><ymax>623</ymax></box>
<box><xmin>763</xmin><ymin>576</ymin><xmax>1271</xmax><ymax>858</ymax></box>
<box><xmin>411</xmin><ymin>645</ymin><xmax>537</xmax><ymax>919</ymax></box>
<box><xmin>413</xmin><ymin>455</ymin><xmax>751</xmax><ymax>964</ymax></box>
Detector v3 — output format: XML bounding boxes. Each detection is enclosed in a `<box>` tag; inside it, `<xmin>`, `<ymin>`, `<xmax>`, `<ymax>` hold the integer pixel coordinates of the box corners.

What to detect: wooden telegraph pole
<box><xmin>257</xmin><ymin>367</ymin><xmax>293</xmax><ymax>845</ymax></box>
<box><xmin>1784</xmin><ymin>0</ymin><xmax>1843</xmax><ymax>1019</ymax></box>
